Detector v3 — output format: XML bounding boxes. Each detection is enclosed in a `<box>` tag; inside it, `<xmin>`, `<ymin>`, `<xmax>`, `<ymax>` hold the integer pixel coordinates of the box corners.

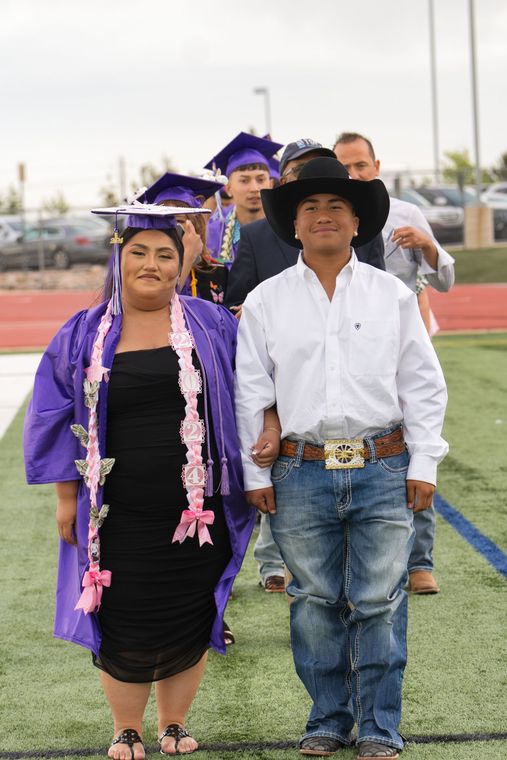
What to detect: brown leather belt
<box><xmin>280</xmin><ymin>427</ymin><xmax>406</xmax><ymax>463</ymax></box>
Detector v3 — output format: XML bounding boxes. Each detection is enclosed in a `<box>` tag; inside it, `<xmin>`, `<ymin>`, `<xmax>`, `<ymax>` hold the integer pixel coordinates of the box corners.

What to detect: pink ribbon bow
<box><xmin>74</xmin><ymin>567</ymin><xmax>112</xmax><ymax>614</ymax></box>
<box><xmin>172</xmin><ymin>508</ymin><xmax>215</xmax><ymax>546</ymax></box>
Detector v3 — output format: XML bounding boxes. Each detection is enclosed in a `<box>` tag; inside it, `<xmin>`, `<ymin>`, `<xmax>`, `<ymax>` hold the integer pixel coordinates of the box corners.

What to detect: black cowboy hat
<box><xmin>260</xmin><ymin>156</ymin><xmax>390</xmax><ymax>248</ymax></box>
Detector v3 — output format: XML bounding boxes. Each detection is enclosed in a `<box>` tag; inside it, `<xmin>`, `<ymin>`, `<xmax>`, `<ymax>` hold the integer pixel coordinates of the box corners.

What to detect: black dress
<box><xmin>93</xmin><ymin>346</ymin><xmax>231</xmax><ymax>683</ymax></box>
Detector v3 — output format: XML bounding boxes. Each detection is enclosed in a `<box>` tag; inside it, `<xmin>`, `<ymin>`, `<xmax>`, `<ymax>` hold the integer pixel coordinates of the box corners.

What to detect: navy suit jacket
<box><xmin>224</xmin><ymin>218</ymin><xmax>385</xmax><ymax>306</ymax></box>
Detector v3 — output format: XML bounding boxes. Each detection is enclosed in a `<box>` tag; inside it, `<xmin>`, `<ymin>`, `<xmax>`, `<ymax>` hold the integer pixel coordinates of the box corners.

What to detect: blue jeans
<box><xmin>254</xmin><ymin>513</ymin><xmax>285</xmax><ymax>583</ymax></box>
<box><xmin>270</xmin><ymin>430</ymin><xmax>414</xmax><ymax>750</ymax></box>
<box><xmin>408</xmin><ymin>506</ymin><xmax>436</xmax><ymax>572</ymax></box>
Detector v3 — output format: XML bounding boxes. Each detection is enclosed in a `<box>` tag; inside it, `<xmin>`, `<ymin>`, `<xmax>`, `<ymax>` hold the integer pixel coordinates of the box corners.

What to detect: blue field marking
<box><xmin>434</xmin><ymin>493</ymin><xmax>507</xmax><ymax>579</ymax></box>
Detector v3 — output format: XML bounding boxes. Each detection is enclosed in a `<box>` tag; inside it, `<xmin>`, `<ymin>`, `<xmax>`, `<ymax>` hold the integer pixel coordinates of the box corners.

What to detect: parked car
<box><xmin>481</xmin><ymin>182</ymin><xmax>507</xmax><ymax>207</ymax></box>
<box><xmin>399</xmin><ymin>188</ymin><xmax>464</xmax><ymax>244</ymax></box>
<box><xmin>0</xmin><ymin>216</ymin><xmax>24</xmax><ymax>245</ymax></box>
<box><xmin>415</xmin><ymin>185</ymin><xmax>507</xmax><ymax>240</ymax></box>
<box><xmin>0</xmin><ymin>218</ymin><xmax>111</xmax><ymax>271</ymax></box>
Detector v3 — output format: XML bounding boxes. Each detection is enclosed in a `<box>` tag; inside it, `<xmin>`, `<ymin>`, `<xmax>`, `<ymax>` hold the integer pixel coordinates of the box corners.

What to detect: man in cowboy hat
<box><xmin>226</xmin><ymin>138</ymin><xmax>385</xmax><ymax>595</ymax></box>
<box><xmin>234</xmin><ymin>157</ymin><xmax>448</xmax><ymax>759</ymax></box>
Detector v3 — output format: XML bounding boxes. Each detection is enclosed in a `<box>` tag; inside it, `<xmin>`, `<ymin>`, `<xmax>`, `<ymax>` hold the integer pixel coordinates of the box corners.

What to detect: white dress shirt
<box><xmin>235</xmin><ymin>252</ymin><xmax>449</xmax><ymax>491</ymax></box>
<box><xmin>384</xmin><ymin>197</ymin><xmax>455</xmax><ymax>293</ymax></box>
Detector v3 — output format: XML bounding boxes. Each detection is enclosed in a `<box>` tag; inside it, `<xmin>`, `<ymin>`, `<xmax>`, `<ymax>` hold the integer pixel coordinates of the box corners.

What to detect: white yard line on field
<box><xmin>0</xmin><ymin>353</ymin><xmax>42</xmax><ymax>440</ymax></box>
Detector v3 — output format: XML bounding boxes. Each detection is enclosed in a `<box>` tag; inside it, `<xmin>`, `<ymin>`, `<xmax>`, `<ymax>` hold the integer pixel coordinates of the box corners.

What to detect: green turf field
<box><xmin>451</xmin><ymin>246</ymin><xmax>507</xmax><ymax>283</ymax></box>
<box><xmin>0</xmin><ymin>334</ymin><xmax>506</xmax><ymax>760</ymax></box>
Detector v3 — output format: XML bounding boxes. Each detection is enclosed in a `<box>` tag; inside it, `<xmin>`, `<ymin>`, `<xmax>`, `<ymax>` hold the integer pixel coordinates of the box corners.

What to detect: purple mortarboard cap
<box><xmin>262</xmin><ymin>134</ymin><xmax>281</xmax><ymax>181</ymax></box>
<box><xmin>268</xmin><ymin>157</ymin><xmax>280</xmax><ymax>181</ymax></box>
<box><xmin>139</xmin><ymin>172</ymin><xmax>225</xmax><ymax>208</ymax></box>
<box><xmin>92</xmin><ymin>202</ymin><xmax>210</xmax><ymax>229</ymax></box>
<box><xmin>204</xmin><ymin>132</ymin><xmax>283</xmax><ymax>177</ymax></box>
<box><xmin>91</xmin><ymin>203</ymin><xmax>210</xmax><ymax>315</ymax></box>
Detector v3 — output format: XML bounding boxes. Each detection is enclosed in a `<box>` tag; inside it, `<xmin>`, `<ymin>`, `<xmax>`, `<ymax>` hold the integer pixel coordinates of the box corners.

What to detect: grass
<box><xmin>451</xmin><ymin>246</ymin><xmax>507</xmax><ymax>283</ymax></box>
<box><xmin>434</xmin><ymin>332</ymin><xmax>507</xmax><ymax>553</ymax></box>
<box><xmin>1</xmin><ymin>333</ymin><xmax>506</xmax><ymax>760</ymax></box>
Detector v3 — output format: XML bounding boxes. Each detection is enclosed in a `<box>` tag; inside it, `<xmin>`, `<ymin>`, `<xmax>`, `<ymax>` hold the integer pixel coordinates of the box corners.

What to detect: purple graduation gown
<box><xmin>206</xmin><ymin>206</ymin><xmax>239</xmax><ymax>268</ymax></box>
<box><xmin>24</xmin><ymin>296</ymin><xmax>255</xmax><ymax>656</ymax></box>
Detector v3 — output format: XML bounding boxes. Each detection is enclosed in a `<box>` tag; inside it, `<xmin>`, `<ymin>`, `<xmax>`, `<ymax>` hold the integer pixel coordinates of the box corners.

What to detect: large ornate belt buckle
<box><xmin>324</xmin><ymin>438</ymin><xmax>365</xmax><ymax>470</ymax></box>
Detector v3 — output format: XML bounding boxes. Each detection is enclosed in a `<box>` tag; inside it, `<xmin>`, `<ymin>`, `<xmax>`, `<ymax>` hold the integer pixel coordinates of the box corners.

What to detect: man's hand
<box><xmin>229</xmin><ymin>304</ymin><xmax>243</xmax><ymax>320</ymax></box>
<box><xmin>392</xmin><ymin>226</ymin><xmax>438</xmax><ymax>269</ymax></box>
<box><xmin>56</xmin><ymin>497</ymin><xmax>78</xmax><ymax>545</ymax></box>
<box><xmin>251</xmin><ymin>429</ymin><xmax>280</xmax><ymax>468</ymax></box>
<box><xmin>406</xmin><ymin>480</ymin><xmax>435</xmax><ymax>513</ymax></box>
<box><xmin>245</xmin><ymin>487</ymin><xmax>277</xmax><ymax>514</ymax></box>
<box><xmin>182</xmin><ymin>219</ymin><xmax>203</xmax><ymax>265</ymax></box>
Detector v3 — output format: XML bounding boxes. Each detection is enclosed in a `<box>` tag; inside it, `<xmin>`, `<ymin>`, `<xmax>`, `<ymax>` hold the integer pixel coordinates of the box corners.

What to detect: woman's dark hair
<box><xmin>100</xmin><ymin>226</ymin><xmax>184</xmax><ymax>304</ymax></box>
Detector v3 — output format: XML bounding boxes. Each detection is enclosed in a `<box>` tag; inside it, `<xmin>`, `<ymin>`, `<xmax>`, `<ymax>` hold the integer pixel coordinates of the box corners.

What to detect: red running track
<box><xmin>427</xmin><ymin>284</ymin><xmax>507</xmax><ymax>332</ymax></box>
<box><xmin>0</xmin><ymin>291</ymin><xmax>99</xmax><ymax>350</ymax></box>
<box><xmin>0</xmin><ymin>285</ymin><xmax>506</xmax><ymax>349</ymax></box>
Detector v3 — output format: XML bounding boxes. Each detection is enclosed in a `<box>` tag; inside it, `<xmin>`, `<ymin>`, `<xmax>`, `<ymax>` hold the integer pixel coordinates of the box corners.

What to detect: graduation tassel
<box><xmin>205</xmin><ymin>458</ymin><xmax>214</xmax><ymax>497</ymax></box>
<box><xmin>110</xmin><ymin>219</ymin><xmax>123</xmax><ymax>316</ymax></box>
<box><xmin>220</xmin><ymin>456</ymin><xmax>230</xmax><ymax>496</ymax></box>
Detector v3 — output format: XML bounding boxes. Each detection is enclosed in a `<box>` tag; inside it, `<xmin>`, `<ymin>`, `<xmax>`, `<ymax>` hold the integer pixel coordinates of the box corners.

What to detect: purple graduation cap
<box><xmin>138</xmin><ymin>172</ymin><xmax>225</xmax><ymax>208</ymax></box>
<box><xmin>92</xmin><ymin>201</ymin><xmax>209</xmax><ymax>228</ymax></box>
<box><xmin>204</xmin><ymin>131</ymin><xmax>283</xmax><ymax>177</ymax></box>
<box><xmin>262</xmin><ymin>134</ymin><xmax>281</xmax><ymax>181</ymax></box>
<box><xmin>268</xmin><ymin>156</ymin><xmax>280</xmax><ymax>182</ymax></box>
<box><xmin>91</xmin><ymin>202</ymin><xmax>211</xmax><ymax>314</ymax></box>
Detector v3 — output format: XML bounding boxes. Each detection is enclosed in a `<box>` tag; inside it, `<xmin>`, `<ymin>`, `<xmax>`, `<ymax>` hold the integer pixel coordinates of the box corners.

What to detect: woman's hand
<box><xmin>251</xmin><ymin>428</ymin><xmax>281</xmax><ymax>468</ymax></box>
<box><xmin>55</xmin><ymin>482</ymin><xmax>79</xmax><ymax>546</ymax></box>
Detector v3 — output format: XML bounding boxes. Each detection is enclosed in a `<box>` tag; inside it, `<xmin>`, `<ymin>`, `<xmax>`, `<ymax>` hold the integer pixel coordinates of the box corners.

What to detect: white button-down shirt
<box><xmin>235</xmin><ymin>252</ymin><xmax>448</xmax><ymax>490</ymax></box>
<box><xmin>384</xmin><ymin>197</ymin><xmax>455</xmax><ymax>292</ymax></box>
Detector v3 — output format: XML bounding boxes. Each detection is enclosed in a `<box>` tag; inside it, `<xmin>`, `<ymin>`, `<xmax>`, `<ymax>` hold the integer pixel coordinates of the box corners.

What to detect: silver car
<box><xmin>400</xmin><ymin>188</ymin><xmax>464</xmax><ymax>244</ymax></box>
<box><xmin>416</xmin><ymin>185</ymin><xmax>507</xmax><ymax>240</ymax></box>
<box><xmin>0</xmin><ymin>217</ymin><xmax>111</xmax><ymax>271</ymax></box>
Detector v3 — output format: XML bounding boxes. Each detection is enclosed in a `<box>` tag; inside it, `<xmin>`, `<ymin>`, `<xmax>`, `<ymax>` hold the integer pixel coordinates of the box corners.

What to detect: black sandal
<box><xmin>158</xmin><ymin>723</ymin><xmax>196</xmax><ymax>755</ymax></box>
<box><xmin>223</xmin><ymin>619</ymin><xmax>235</xmax><ymax>646</ymax></box>
<box><xmin>110</xmin><ymin>728</ymin><xmax>144</xmax><ymax>760</ymax></box>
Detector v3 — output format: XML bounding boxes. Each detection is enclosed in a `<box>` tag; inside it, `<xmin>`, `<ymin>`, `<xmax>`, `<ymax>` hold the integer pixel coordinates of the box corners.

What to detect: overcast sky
<box><xmin>1</xmin><ymin>0</ymin><xmax>505</xmax><ymax>210</ymax></box>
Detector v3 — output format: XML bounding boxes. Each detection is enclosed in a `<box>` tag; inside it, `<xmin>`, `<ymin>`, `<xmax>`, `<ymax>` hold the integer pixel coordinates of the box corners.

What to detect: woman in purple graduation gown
<box><xmin>24</xmin><ymin>205</ymin><xmax>257</xmax><ymax>759</ymax></box>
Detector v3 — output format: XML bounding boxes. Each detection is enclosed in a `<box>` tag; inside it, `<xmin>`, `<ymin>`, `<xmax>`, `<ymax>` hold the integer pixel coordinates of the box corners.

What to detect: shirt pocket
<box><xmin>348</xmin><ymin>320</ymin><xmax>397</xmax><ymax>376</ymax></box>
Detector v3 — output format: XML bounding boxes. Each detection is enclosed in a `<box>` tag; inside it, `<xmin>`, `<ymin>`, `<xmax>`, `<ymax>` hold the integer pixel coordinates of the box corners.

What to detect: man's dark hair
<box><xmin>333</xmin><ymin>132</ymin><xmax>376</xmax><ymax>162</ymax></box>
<box><xmin>231</xmin><ymin>163</ymin><xmax>269</xmax><ymax>174</ymax></box>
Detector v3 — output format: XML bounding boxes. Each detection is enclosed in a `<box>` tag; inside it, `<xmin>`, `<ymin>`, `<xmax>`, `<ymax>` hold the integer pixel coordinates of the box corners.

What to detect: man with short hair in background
<box><xmin>205</xmin><ymin>132</ymin><xmax>282</xmax><ymax>266</ymax></box>
<box><xmin>334</xmin><ymin>131</ymin><xmax>455</xmax><ymax>595</ymax></box>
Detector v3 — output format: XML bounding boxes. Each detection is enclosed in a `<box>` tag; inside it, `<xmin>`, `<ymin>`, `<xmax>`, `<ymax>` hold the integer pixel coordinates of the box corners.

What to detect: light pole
<box><xmin>428</xmin><ymin>0</ymin><xmax>440</xmax><ymax>182</ymax></box>
<box><xmin>253</xmin><ymin>87</ymin><xmax>272</xmax><ymax>136</ymax></box>
<box><xmin>468</xmin><ymin>0</ymin><xmax>482</xmax><ymax>203</ymax></box>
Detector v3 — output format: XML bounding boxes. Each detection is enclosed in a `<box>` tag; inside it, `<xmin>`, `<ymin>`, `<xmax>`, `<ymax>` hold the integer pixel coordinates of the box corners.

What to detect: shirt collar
<box><xmin>296</xmin><ymin>248</ymin><xmax>357</xmax><ymax>288</ymax></box>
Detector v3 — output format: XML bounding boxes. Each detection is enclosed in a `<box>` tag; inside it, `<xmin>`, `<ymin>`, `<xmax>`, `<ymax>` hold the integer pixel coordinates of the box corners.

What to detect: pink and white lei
<box><xmin>170</xmin><ymin>292</ymin><xmax>215</xmax><ymax>546</ymax></box>
<box><xmin>71</xmin><ymin>293</ymin><xmax>214</xmax><ymax>616</ymax></box>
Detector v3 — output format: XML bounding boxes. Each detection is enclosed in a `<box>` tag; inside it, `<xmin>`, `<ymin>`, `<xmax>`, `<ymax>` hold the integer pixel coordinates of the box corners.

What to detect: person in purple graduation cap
<box><xmin>263</xmin><ymin>134</ymin><xmax>281</xmax><ymax>186</ymax></box>
<box><xmin>268</xmin><ymin>156</ymin><xmax>281</xmax><ymax>186</ymax></box>
<box><xmin>204</xmin><ymin>131</ymin><xmax>283</xmax><ymax>267</ymax></box>
<box><xmin>23</xmin><ymin>203</ymin><xmax>272</xmax><ymax>760</ymax></box>
<box><xmin>139</xmin><ymin>172</ymin><xmax>229</xmax><ymax>304</ymax></box>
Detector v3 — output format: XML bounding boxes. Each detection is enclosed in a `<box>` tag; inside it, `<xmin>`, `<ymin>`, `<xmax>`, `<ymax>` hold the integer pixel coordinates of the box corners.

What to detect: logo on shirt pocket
<box><xmin>348</xmin><ymin>320</ymin><xmax>397</xmax><ymax>376</ymax></box>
